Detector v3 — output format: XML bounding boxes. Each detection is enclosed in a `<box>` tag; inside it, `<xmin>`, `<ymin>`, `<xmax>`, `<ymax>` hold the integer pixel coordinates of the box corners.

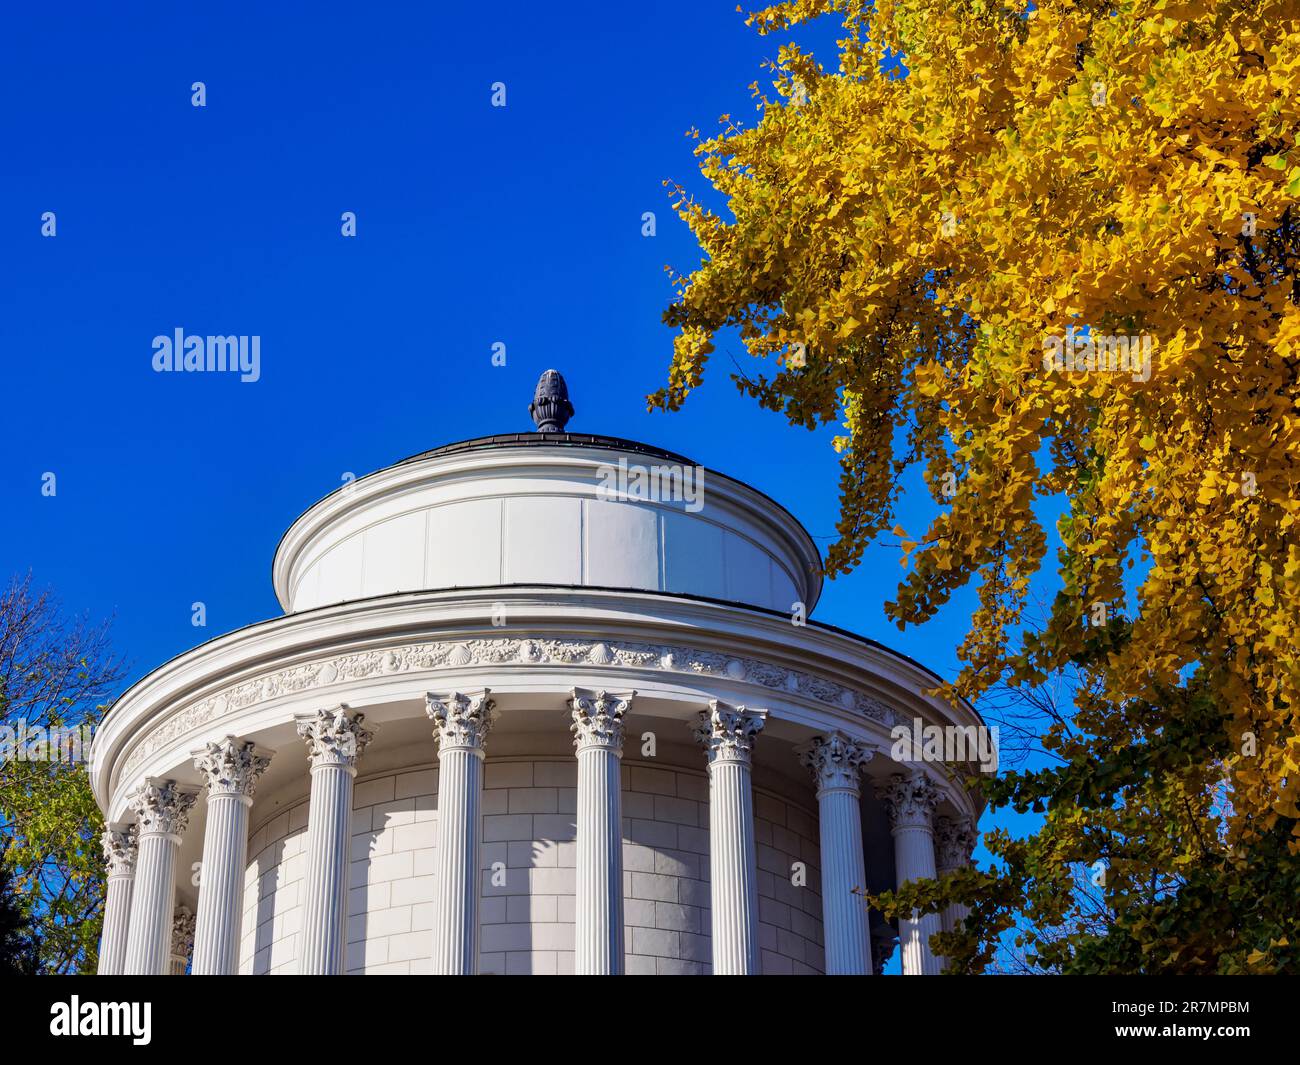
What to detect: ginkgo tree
<box><xmin>656</xmin><ymin>0</ymin><xmax>1300</xmax><ymax>972</ymax></box>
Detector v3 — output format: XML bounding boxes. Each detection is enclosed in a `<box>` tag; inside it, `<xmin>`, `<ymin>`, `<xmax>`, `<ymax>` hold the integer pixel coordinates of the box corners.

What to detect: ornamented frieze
<box><xmin>119</xmin><ymin>635</ymin><xmax>901</xmax><ymax>782</ymax></box>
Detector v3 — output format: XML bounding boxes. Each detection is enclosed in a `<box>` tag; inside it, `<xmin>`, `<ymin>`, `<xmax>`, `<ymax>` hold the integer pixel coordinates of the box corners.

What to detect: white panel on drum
<box><xmin>291</xmin><ymin>561</ymin><xmax>322</xmax><ymax>612</ymax></box>
<box><xmin>723</xmin><ymin>533</ymin><xmax>773</xmax><ymax>609</ymax></box>
<box><xmin>361</xmin><ymin>511</ymin><xmax>426</xmax><ymax>597</ymax></box>
<box><xmin>772</xmin><ymin>562</ymin><xmax>801</xmax><ymax>615</ymax></box>
<box><xmin>316</xmin><ymin>535</ymin><xmax>364</xmax><ymax>607</ymax></box>
<box><xmin>427</xmin><ymin>498</ymin><xmax>503</xmax><ymax>588</ymax></box>
<box><xmin>662</xmin><ymin>510</ymin><xmax>725</xmax><ymax>600</ymax></box>
<box><xmin>272</xmin><ymin>440</ymin><xmax>823</xmax><ymax>612</ymax></box>
<box><xmin>583</xmin><ymin>499</ymin><xmax>660</xmax><ymax>591</ymax></box>
<box><xmin>503</xmin><ymin>496</ymin><xmax>581</xmax><ymax>585</ymax></box>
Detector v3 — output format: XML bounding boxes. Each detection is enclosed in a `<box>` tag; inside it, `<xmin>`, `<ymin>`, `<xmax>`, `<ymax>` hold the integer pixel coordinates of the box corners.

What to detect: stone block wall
<box><xmin>238</xmin><ymin>757</ymin><xmax>824</xmax><ymax>974</ymax></box>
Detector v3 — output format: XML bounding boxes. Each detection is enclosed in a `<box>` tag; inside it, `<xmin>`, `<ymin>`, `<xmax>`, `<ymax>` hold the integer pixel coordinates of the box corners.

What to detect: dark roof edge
<box><xmin>398</xmin><ymin>432</ymin><xmax>698</xmax><ymax>468</ymax></box>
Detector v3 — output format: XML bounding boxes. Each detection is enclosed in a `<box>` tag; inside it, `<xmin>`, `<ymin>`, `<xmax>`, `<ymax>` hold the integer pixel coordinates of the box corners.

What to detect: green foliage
<box><xmin>0</xmin><ymin>845</ymin><xmax>39</xmax><ymax>975</ymax></box>
<box><xmin>0</xmin><ymin>575</ymin><xmax>123</xmax><ymax>974</ymax></box>
<box><xmin>664</xmin><ymin>0</ymin><xmax>1300</xmax><ymax>973</ymax></box>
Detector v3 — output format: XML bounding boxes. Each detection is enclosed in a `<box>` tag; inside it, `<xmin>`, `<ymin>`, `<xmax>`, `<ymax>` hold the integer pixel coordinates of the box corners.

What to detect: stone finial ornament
<box><xmin>530</xmin><ymin>369</ymin><xmax>575</xmax><ymax>432</ymax></box>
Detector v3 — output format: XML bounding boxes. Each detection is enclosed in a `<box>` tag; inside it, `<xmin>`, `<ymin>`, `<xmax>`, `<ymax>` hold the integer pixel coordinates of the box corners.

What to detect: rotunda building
<box><xmin>91</xmin><ymin>371</ymin><xmax>982</xmax><ymax>976</ymax></box>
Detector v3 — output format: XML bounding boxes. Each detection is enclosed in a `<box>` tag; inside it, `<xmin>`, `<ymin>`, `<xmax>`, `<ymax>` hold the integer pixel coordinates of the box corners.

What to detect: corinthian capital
<box><xmin>296</xmin><ymin>706</ymin><xmax>373</xmax><ymax>770</ymax></box>
<box><xmin>425</xmin><ymin>690</ymin><xmax>494</xmax><ymax>752</ymax></box>
<box><xmin>101</xmin><ymin>824</ymin><xmax>137</xmax><ymax>877</ymax></box>
<box><xmin>876</xmin><ymin>773</ymin><xmax>940</xmax><ymax>832</ymax></box>
<box><xmin>935</xmin><ymin>815</ymin><xmax>977</xmax><ymax>871</ymax></box>
<box><xmin>799</xmin><ymin>733</ymin><xmax>871</xmax><ymax>793</ymax></box>
<box><xmin>694</xmin><ymin>700</ymin><xmax>767</xmax><ymax>766</ymax></box>
<box><xmin>171</xmin><ymin>905</ymin><xmax>196</xmax><ymax>960</ymax></box>
<box><xmin>193</xmin><ymin>736</ymin><xmax>272</xmax><ymax>799</ymax></box>
<box><xmin>569</xmin><ymin>689</ymin><xmax>634</xmax><ymax>752</ymax></box>
<box><xmin>128</xmin><ymin>779</ymin><xmax>198</xmax><ymax>838</ymax></box>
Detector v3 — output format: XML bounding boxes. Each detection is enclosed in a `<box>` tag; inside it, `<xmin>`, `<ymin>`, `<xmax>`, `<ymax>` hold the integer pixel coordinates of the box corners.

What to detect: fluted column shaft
<box><xmin>296</xmin><ymin>707</ymin><xmax>373</xmax><ymax>975</ymax></box>
<box><xmin>696</xmin><ymin>701</ymin><xmax>767</xmax><ymax>975</ymax></box>
<box><xmin>125</xmin><ymin>834</ymin><xmax>179</xmax><ymax>974</ymax></box>
<box><xmin>935</xmin><ymin>815</ymin><xmax>976</xmax><ymax>970</ymax></box>
<box><xmin>432</xmin><ymin>746</ymin><xmax>482</xmax><ymax>972</ymax></box>
<box><xmin>878</xmin><ymin>773</ymin><xmax>943</xmax><ymax>976</ymax></box>
<box><xmin>427</xmin><ymin>690</ymin><xmax>494</xmax><ymax>975</ymax></box>
<box><xmin>124</xmin><ymin>781</ymin><xmax>197</xmax><ymax>975</ymax></box>
<box><xmin>893</xmin><ymin>824</ymin><xmax>942</xmax><ymax>975</ymax></box>
<box><xmin>97</xmin><ymin>825</ymin><xmax>137</xmax><ymax>975</ymax></box>
<box><xmin>710</xmin><ymin>759</ymin><xmax>760</xmax><ymax>974</ymax></box>
<box><xmin>571</xmin><ymin>689</ymin><xmax>632</xmax><ymax>974</ymax></box>
<box><xmin>192</xmin><ymin>738</ymin><xmax>271</xmax><ymax>975</ymax></box>
<box><xmin>942</xmin><ymin>898</ymin><xmax>971</xmax><ymax>935</ymax></box>
<box><xmin>801</xmin><ymin>734</ymin><xmax>872</xmax><ymax>975</ymax></box>
<box><xmin>192</xmin><ymin>792</ymin><xmax>251</xmax><ymax>973</ymax></box>
<box><xmin>299</xmin><ymin>764</ymin><xmax>353</xmax><ymax>972</ymax></box>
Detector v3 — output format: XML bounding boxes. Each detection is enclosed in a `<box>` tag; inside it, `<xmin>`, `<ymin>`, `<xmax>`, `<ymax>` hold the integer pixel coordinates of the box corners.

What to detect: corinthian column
<box><xmin>97</xmin><ymin>824</ymin><xmax>137</xmax><ymax>975</ymax></box>
<box><xmin>799</xmin><ymin>733</ymin><xmax>872</xmax><ymax>975</ymax></box>
<box><xmin>191</xmin><ymin>737</ymin><xmax>272</xmax><ymax>974</ymax></box>
<box><xmin>570</xmin><ymin>688</ymin><xmax>633</xmax><ymax>975</ymax></box>
<box><xmin>695</xmin><ymin>700</ymin><xmax>767</xmax><ymax>975</ymax></box>
<box><xmin>876</xmin><ymin>773</ymin><xmax>942</xmax><ymax>976</ymax></box>
<box><xmin>296</xmin><ymin>706</ymin><xmax>373</xmax><ymax>975</ymax></box>
<box><xmin>124</xmin><ymin>780</ymin><xmax>198</xmax><ymax>975</ymax></box>
<box><xmin>426</xmin><ymin>689</ymin><xmax>494</xmax><ymax>975</ymax></box>
<box><xmin>170</xmin><ymin>905</ymin><xmax>196</xmax><ymax>975</ymax></box>
<box><xmin>935</xmin><ymin>814</ymin><xmax>976</xmax><ymax>967</ymax></box>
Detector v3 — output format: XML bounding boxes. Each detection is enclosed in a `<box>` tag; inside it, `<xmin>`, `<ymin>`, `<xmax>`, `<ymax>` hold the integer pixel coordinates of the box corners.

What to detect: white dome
<box><xmin>273</xmin><ymin>433</ymin><xmax>824</xmax><ymax>616</ymax></box>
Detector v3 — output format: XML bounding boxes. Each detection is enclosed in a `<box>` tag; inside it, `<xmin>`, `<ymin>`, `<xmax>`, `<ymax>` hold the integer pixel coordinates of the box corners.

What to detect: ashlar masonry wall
<box><xmin>238</xmin><ymin>757</ymin><xmax>824</xmax><ymax>975</ymax></box>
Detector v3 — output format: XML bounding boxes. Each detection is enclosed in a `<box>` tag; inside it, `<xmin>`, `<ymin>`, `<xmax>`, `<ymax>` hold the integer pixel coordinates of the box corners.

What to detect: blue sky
<box><xmin>2</xmin><ymin>2</ymin><xmax>1026</xmax><ymax>901</ymax></box>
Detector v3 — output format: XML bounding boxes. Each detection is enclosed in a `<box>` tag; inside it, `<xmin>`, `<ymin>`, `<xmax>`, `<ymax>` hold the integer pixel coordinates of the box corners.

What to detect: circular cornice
<box><xmin>92</xmin><ymin>586</ymin><xmax>981</xmax><ymax>818</ymax></box>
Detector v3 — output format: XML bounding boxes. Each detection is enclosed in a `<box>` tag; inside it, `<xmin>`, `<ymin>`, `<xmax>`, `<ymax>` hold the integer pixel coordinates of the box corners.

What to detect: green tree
<box><xmin>660</xmin><ymin>0</ymin><xmax>1300</xmax><ymax>972</ymax></box>
<box><xmin>0</xmin><ymin>575</ymin><xmax>124</xmax><ymax>973</ymax></box>
<box><xmin>0</xmin><ymin>842</ymin><xmax>39</xmax><ymax>975</ymax></box>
